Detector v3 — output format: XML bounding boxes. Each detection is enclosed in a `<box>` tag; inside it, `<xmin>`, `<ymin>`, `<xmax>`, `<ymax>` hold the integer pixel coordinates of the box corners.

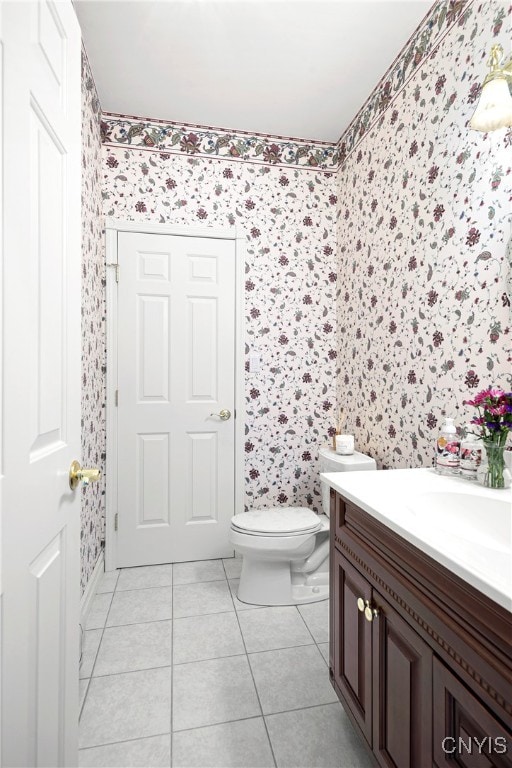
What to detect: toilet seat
<box><xmin>231</xmin><ymin>507</ymin><xmax>321</xmax><ymax>537</ymax></box>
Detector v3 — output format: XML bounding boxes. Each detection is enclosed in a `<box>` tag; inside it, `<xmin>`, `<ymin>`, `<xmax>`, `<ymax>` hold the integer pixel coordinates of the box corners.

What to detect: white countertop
<box><xmin>321</xmin><ymin>467</ymin><xmax>512</xmax><ymax>612</ymax></box>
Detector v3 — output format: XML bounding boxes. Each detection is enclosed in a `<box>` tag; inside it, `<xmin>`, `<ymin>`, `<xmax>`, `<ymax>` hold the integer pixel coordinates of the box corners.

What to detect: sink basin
<box><xmin>407</xmin><ymin>492</ymin><xmax>511</xmax><ymax>553</ymax></box>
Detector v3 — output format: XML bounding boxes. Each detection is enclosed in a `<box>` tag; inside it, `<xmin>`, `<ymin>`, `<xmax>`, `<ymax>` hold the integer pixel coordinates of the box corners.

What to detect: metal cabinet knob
<box><xmin>69</xmin><ymin>460</ymin><xmax>101</xmax><ymax>490</ymax></box>
<box><xmin>357</xmin><ymin>597</ymin><xmax>379</xmax><ymax>622</ymax></box>
<box><xmin>210</xmin><ymin>409</ymin><xmax>231</xmax><ymax>421</ymax></box>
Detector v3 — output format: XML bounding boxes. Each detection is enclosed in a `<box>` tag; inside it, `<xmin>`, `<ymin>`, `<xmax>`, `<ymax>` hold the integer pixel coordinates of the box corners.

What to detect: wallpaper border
<box><xmin>101</xmin><ymin>112</ymin><xmax>338</xmax><ymax>170</ymax></box>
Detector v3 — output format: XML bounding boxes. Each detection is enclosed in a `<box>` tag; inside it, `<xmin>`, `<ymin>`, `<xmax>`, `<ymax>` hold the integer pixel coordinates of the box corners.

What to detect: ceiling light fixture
<box><xmin>469</xmin><ymin>44</ymin><xmax>512</xmax><ymax>132</ymax></box>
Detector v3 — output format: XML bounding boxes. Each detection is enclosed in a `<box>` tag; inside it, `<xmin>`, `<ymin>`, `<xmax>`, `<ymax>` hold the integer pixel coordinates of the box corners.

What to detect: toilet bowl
<box><xmin>230</xmin><ymin>447</ymin><xmax>377</xmax><ymax>606</ymax></box>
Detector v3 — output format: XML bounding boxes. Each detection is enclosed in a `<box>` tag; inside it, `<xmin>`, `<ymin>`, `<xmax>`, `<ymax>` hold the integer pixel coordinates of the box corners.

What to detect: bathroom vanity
<box><xmin>322</xmin><ymin>468</ymin><xmax>512</xmax><ymax>768</ymax></box>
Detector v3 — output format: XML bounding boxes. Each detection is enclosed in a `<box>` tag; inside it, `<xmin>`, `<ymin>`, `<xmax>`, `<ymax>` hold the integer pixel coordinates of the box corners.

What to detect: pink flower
<box><xmin>473</xmin><ymin>387</ymin><xmax>505</xmax><ymax>405</ymax></box>
<box><xmin>488</xmin><ymin>405</ymin><xmax>507</xmax><ymax>416</ymax></box>
<box><xmin>464</xmin><ymin>386</ymin><xmax>512</xmax><ymax>441</ymax></box>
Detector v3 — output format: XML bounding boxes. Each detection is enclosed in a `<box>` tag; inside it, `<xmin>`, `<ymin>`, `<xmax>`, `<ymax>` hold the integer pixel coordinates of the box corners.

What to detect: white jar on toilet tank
<box><xmin>335</xmin><ymin>434</ymin><xmax>354</xmax><ymax>455</ymax></box>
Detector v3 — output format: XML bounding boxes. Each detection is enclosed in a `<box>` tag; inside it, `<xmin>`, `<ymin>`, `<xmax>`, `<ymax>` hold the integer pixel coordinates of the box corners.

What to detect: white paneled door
<box><xmin>1</xmin><ymin>2</ymin><xmax>81</xmax><ymax>766</ymax></box>
<box><xmin>117</xmin><ymin>232</ymin><xmax>236</xmax><ymax>567</ymax></box>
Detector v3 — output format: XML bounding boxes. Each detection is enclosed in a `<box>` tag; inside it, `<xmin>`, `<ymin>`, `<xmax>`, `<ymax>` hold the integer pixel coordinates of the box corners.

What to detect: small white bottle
<box><xmin>459</xmin><ymin>424</ymin><xmax>482</xmax><ymax>481</ymax></box>
<box><xmin>435</xmin><ymin>417</ymin><xmax>460</xmax><ymax>475</ymax></box>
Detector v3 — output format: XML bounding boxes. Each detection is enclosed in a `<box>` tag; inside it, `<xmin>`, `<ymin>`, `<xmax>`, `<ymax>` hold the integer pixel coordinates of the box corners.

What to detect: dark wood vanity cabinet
<box><xmin>332</xmin><ymin>548</ymin><xmax>432</xmax><ymax>766</ymax></box>
<box><xmin>329</xmin><ymin>490</ymin><xmax>512</xmax><ymax>768</ymax></box>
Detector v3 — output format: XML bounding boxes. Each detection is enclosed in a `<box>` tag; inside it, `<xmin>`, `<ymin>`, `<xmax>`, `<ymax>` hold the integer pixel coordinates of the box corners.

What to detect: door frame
<box><xmin>104</xmin><ymin>218</ymin><xmax>246</xmax><ymax>571</ymax></box>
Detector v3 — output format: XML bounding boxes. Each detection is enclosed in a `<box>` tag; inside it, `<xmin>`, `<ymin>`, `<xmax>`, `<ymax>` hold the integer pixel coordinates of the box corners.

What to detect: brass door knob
<box><xmin>69</xmin><ymin>460</ymin><xmax>101</xmax><ymax>490</ymax></box>
<box><xmin>210</xmin><ymin>409</ymin><xmax>231</xmax><ymax>421</ymax></box>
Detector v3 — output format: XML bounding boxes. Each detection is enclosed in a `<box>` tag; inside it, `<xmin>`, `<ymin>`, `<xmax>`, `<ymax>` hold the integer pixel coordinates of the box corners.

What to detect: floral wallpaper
<box><xmin>81</xmin><ymin>49</ymin><xmax>106</xmax><ymax>594</ymax></box>
<box><xmin>102</xmin><ymin>151</ymin><xmax>338</xmax><ymax>512</ymax></box>
<box><xmin>102</xmin><ymin>113</ymin><xmax>338</xmax><ymax>170</ymax></box>
<box><xmin>335</xmin><ymin>0</ymin><xmax>511</xmax><ymax>470</ymax></box>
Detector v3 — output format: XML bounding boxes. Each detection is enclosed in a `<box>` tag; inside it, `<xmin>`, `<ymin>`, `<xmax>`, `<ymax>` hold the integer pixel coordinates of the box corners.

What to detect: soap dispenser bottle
<box><xmin>435</xmin><ymin>417</ymin><xmax>460</xmax><ymax>475</ymax></box>
<box><xmin>459</xmin><ymin>424</ymin><xmax>482</xmax><ymax>481</ymax></box>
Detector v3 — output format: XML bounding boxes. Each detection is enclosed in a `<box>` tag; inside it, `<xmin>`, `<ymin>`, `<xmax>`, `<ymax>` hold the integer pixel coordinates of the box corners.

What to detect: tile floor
<box><xmin>79</xmin><ymin>559</ymin><xmax>375</xmax><ymax>768</ymax></box>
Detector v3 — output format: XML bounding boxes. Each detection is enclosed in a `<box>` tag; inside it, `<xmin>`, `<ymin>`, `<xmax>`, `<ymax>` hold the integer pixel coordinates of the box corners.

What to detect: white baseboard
<box><xmin>80</xmin><ymin>551</ymin><xmax>105</xmax><ymax>630</ymax></box>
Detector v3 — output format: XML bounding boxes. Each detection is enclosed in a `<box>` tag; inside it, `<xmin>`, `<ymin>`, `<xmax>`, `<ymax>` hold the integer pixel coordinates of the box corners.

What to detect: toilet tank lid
<box><xmin>231</xmin><ymin>507</ymin><xmax>321</xmax><ymax>535</ymax></box>
<box><xmin>318</xmin><ymin>446</ymin><xmax>376</xmax><ymax>470</ymax></box>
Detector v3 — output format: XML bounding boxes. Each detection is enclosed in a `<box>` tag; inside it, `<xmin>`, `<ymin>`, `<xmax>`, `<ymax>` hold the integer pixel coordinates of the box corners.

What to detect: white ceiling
<box><xmin>75</xmin><ymin>0</ymin><xmax>432</xmax><ymax>143</ymax></box>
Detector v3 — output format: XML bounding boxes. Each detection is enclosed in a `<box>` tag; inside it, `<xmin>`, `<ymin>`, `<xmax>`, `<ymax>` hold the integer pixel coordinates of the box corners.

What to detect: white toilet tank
<box><xmin>318</xmin><ymin>446</ymin><xmax>377</xmax><ymax>516</ymax></box>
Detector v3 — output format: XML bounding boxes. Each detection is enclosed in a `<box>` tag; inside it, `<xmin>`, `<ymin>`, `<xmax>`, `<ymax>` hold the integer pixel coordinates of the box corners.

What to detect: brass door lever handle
<box><xmin>69</xmin><ymin>460</ymin><xmax>101</xmax><ymax>490</ymax></box>
<box><xmin>210</xmin><ymin>409</ymin><xmax>231</xmax><ymax>421</ymax></box>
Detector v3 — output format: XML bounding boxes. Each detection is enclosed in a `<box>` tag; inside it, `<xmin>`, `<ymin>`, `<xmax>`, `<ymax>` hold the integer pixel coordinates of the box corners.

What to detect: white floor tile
<box><xmin>265</xmin><ymin>703</ymin><xmax>375</xmax><ymax>767</ymax></box>
<box><xmin>79</xmin><ymin>562</ymin><xmax>376</xmax><ymax>768</ymax></box>
<box><xmin>107</xmin><ymin>587</ymin><xmax>172</xmax><ymax>626</ymax></box>
<box><xmin>249</xmin><ymin>645</ymin><xmax>337</xmax><ymax>715</ymax></box>
<box><xmin>173</xmin><ymin>655</ymin><xmax>260</xmax><ymax>731</ymax></box>
<box><xmin>86</xmin><ymin>593</ymin><xmax>113</xmax><ymax>630</ymax></box>
<box><xmin>173</xmin><ymin>612</ymin><xmax>244</xmax><ymax>665</ymax></box>
<box><xmin>298</xmin><ymin>599</ymin><xmax>329</xmax><ymax>643</ymax></box>
<box><xmin>318</xmin><ymin>642</ymin><xmax>329</xmax><ymax>665</ymax></box>
<box><xmin>96</xmin><ymin>570</ymin><xmax>119</xmax><ymax>594</ymax></box>
<box><xmin>173</xmin><ymin>580</ymin><xmax>233</xmax><ymax>619</ymax></box>
<box><xmin>80</xmin><ymin>629</ymin><xmax>103</xmax><ymax>679</ymax></box>
<box><xmin>173</xmin><ymin>559</ymin><xmax>226</xmax><ymax>585</ymax></box>
<box><xmin>94</xmin><ymin>621</ymin><xmax>172</xmax><ymax>676</ymax></box>
<box><xmin>172</xmin><ymin>718</ymin><xmax>274</xmax><ymax>768</ymax></box>
<box><xmin>238</xmin><ymin>606</ymin><xmax>313</xmax><ymax>653</ymax></box>
<box><xmin>79</xmin><ymin>667</ymin><xmax>172</xmax><ymax>749</ymax></box>
<box><xmin>222</xmin><ymin>558</ymin><xmax>243</xmax><ymax>579</ymax></box>
<box><xmin>117</xmin><ymin>564</ymin><xmax>173</xmax><ymax>591</ymax></box>
<box><xmin>79</xmin><ymin>734</ymin><xmax>171</xmax><ymax>767</ymax></box>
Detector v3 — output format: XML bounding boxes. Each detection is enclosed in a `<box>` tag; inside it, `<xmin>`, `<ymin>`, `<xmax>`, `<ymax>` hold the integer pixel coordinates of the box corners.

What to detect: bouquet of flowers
<box><xmin>463</xmin><ymin>387</ymin><xmax>512</xmax><ymax>488</ymax></box>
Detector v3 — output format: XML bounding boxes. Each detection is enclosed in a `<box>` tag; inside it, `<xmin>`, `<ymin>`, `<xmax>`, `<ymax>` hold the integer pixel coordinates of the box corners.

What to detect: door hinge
<box><xmin>107</xmin><ymin>262</ymin><xmax>119</xmax><ymax>282</ymax></box>
<box><xmin>115</xmin><ymin>389</ymin><xmax>118</xmax><ymax>406</ymax></box>
<box><xmin>114</xmin><ymin>513</ymin><xmax>118</xmax><ymax>532</ymax></box>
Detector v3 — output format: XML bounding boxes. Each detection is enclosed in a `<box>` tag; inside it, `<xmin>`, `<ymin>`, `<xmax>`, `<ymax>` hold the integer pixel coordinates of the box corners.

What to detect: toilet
<box><xmin>229</xmin><ymin>446</ymin><xmax>377</xmax><ymax>606</ymax></box>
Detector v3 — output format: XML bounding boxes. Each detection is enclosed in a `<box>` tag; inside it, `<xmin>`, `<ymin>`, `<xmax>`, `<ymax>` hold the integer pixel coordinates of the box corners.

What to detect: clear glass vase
<box><xmin>481</xmin><ymin>438</ymin><xmax>507</xmax><ymax>489</ymax></box>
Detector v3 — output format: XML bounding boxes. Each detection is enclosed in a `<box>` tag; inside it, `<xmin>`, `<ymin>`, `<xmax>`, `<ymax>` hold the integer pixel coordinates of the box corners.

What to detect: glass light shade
<box><xmin>469</xmin><ymin>77</ymin><xmax>512</xmax><ymax>131</ymax></box>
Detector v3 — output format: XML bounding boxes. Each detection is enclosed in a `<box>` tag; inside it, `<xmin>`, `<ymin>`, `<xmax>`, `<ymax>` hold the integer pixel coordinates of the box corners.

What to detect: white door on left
<box><xmin>1</xmin><ymin>2</ymin><xmax>82</xmax><ymax>766</ymax></box>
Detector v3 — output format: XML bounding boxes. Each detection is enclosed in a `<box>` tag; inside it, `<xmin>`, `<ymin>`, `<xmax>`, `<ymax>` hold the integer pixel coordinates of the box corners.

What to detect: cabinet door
<box><xmin>433</xmin><ymin>658</ymin><xmax>512</xmax><ymax>768</ymax></box>
<box><xmin>372</xmin><ymin>592</ymin><xmax>433</xmax><ymax>768</ymax></box>
<box><xmin>332</xmin><ymin>549</ymin><xmax>373</xmax><ymax>743</ymax></box>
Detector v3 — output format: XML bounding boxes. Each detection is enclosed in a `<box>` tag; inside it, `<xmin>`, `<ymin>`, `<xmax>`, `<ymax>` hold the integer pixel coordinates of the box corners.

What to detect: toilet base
<box><xmin>236</xmin><ymin>556</ymin><xmax>329</xmax><ymax>606</ymax></box>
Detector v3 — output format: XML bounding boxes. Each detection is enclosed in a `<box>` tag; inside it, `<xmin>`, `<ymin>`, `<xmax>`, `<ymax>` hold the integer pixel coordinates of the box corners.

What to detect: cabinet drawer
<box><xmin>433</xmin><ymin>658</ymin><xmax>512</xmax><ymax>767</ymax></box>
